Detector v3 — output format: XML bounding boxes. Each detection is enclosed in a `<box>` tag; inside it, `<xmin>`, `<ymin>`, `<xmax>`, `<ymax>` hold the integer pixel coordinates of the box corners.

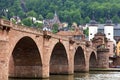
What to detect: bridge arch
<box><xmin>49</xmin><ymin>42</ymin><xmax>69</xmax><ymax>74</ymax></box>
<box><xmin>89</xmin><ymin>51</ymin><xmax>97</xmax><ymax>69</ymax></box>
<box><xmin>74</xmin><ymin>46</ymin><xmax>86</xmax><ymax>72</ymax></box>
<box><xmin>9</xmin><ymin>36</ymin><xmax>42</xmax><ymax>78</ymax></box>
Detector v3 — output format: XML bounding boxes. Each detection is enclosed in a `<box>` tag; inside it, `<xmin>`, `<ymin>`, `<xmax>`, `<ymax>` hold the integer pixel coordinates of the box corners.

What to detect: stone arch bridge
<box><xmin>0</xmin><ymin>19</ymin><xmax>97</xmax><ymax>80</ymax></box>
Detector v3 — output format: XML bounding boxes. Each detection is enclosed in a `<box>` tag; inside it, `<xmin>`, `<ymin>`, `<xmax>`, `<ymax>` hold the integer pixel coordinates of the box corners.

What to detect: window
<box><xmin>74</xmin><ymin>35</ymin><xmax>81</xmax><ymax>40</ymax></box>
<box><xmin>90</xmin><ymin>33</ymin><xmax>92</xmax><ymax>35</ymax></box>
<box><xmin>108</xmin><ymin>33</ymin><xmax>110</xmax><ymax>35</ymax></box>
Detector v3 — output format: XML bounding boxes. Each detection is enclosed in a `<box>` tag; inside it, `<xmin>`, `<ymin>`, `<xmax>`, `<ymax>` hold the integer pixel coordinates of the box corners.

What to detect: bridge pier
<box><xmin>42</xmin><ymin>37</ymin><xmax>50</xmax><ymax>78</ymax></box>
<box><xmin>0</xmin><ymin>41</ymin><xmax>9</xmax><ymax>80</ymax></box>
<box><xmin>69</xmin><ymin>44</ymin><xmax>75</xmax><ymax>74</ymax></box>
<box><xmin>97</xmin><ymin>49</ymin><xmax>109</xmax><ymax>68</ymax></box>
<box><xmin>42</xmin><ymin>63</ymin><xmax>49</xmax><ymax>78</ymax></box>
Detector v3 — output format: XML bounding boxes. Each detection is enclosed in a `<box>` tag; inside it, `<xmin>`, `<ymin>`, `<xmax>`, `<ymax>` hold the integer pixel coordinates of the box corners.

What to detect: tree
<box><xmin>46</xmin><ymin>12</ymin><xmax>54</xmax><ymax>19</ymax></box>
<box><xmin>84</xmin><ymin>27</ymin><xmax>89</xmax><ymax>37</ymax></box>
<box><xmin>52</xmin><ymin>23</ymin><xmax>59</xmax><ymax>33</ymax></box>
<box><xmin>112</xmin><ymin>15</ymin><xmax>120</xmax><ymax>24</ymax></box>
<box><xmin>38</xmin><ymin>14</ymin><xmax>44</xmax><ymax>20</ymax></box>
<box><xmin>34</xmin><ymin>22</ymin><xmax>43</xmax><ymax>29</ymax></box>
<box><xmin>85</xmin><ymin>16</ymin><xmax>90</xmax><ymax>23</ymax></box>
<box><xmin>27</xmin><ymin>10</ymin><xmax>37</xmax><ymax>18</ymax></box>
<box><xmin>2</xmin><ymin>0</ymin><xmax>120</xmax><ymax>25</ymax></box>
<box><xmin>22</xmin><ymin>18</ymin><xmax>32</xmax><ymax>27</ymax></box>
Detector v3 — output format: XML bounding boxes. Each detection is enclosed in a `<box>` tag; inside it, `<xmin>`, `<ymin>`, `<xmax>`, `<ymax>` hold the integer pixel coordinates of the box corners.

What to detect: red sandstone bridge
<box><xmin>0</xmin><ymin>19</ymin><xmax>108</xmax><ymax>80</ymax></box>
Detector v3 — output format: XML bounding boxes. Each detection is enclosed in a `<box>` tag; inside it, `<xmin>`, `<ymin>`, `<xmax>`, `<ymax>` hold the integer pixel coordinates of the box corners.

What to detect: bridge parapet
<box><xmin>43</xmin><ymin>31</ymin><xmax>69</xmax><ymax>41</ymax></box>
<box><xmin>13</xmin><ymin>24</ymin><xmax>43</xmax><ymax>35</ymax></box>
<box><xmin>75</xmin><ymin>40</ymin><xmax>86</xmax><ymax>45</ymax></box>
<box><xmin>0</xmin><ymin>19</ymin><xmax>69</xmax><ymax>41</ymax></box>
<box><xmin>0</xmin><ymin>19</ymin><xmax>44</xmax><ymax>36</ymax></box>
<box><xmin>0</xmin><ymin>19</ymin><xmax>12</xmax><ymax>28</ymax></box>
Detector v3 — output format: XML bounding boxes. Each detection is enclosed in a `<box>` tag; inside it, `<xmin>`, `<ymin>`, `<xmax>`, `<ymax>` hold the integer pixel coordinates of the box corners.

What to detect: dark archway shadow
<box><xmin>9</xmin><ymin>36</ymin><xmax>42</xmax><ymax>78</ymax></box>
<box><xmin>74</xmin><ymin>46</ymin><xmax>86</xmax><ymax>72</ymax></box>
<box><xmin>89</xmin><ymin>52</ymin><xmax>97</xmax><ymax>70</ymax></box>
<box><xmin>50</xmin><ymin>42</ymin><xmax>68</xmax><ymax>75</ymax></box>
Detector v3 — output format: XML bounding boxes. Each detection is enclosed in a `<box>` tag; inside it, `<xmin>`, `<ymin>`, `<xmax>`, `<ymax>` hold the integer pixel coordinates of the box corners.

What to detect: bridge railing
<box><xmin>13</xmin><ymin>23</ymin><xmax>44</xmax><ymax>35</ymax></box>
<box><xmin>0</xmin><ymin>19</ymin><xmax>44</xmax><ymax>35</ymax></box>
<box><xmin>43</xmin><ymin>30</ymin><xmax>69</xmax><ymax>41</ymax></box>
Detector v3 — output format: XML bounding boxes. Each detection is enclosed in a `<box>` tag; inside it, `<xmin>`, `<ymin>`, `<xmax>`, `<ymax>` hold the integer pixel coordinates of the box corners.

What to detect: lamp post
<box><xmin>2</xmin><ymin>9</ymin><xmax>9</xmax><ymax>19</ymax></box>
<box><xmin>4</xmin><ymin>9</ymin><xmax>8</xmax><ymax>19</ymax></box>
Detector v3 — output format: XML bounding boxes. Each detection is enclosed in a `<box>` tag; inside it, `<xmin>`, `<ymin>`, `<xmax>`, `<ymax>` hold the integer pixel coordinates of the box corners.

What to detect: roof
<box><xmin>105</xmin><ymin>19</ymin><xmax>113</xmax><ymax>26</ymax></box>
<box><xmin>88</xmin><ymin>20</ymin><xmax>98</xmax><ymax>26</ymax></box>
<box><xmin>95</xmin><ymin>24</ymin><xmax>120</xmax><ymax>29</ymax></box>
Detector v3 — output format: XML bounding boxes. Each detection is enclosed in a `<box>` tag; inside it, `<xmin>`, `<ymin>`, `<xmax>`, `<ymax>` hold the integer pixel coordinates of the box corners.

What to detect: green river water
<box><xmin>9</xmin><ymin>71</ymin><xmax>120</xmax><ymax>80</ymax></box>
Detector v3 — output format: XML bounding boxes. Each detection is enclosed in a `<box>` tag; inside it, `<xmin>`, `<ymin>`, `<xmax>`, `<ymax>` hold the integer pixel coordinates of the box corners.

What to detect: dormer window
<box><xmin>108</xmin><ymin>33</ymin><xmax>110</xmax><ymax>35</ymax></box>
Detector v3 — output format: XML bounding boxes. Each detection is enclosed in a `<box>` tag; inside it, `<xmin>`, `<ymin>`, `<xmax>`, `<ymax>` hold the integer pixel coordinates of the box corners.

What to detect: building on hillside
<box><xmin>57</xmin><ymin>25</ymin><xmax>85</xmax><ymax>40</ymax></box>
<box><xmin>88</xmin><ymin>19</ymin><xmax>116</xmax><ymax>43</ymax></box>
<box><xmin>10</xmin><ymin>16</ymin><xmax>21</xmax><ymax>24</ymax></box>
<box><xmin>89</xmin><ymin>22</ymin><xmax>120</xmax><ymax>56</ymax></box>
<box><xmin>88</xmin><ymin>19</ymin><xmax>98</xmax><ymax>41</ymax></box>
<box><xmin>116</xmin><ymin>42</ymin><xmax>120</xmax><ymax>56</ymax></box>
<box><xmin>88</xmin><ymin>19</ymin><xmax>117</xmax><ymax>57</ymax></box>
<box><xmin>43</xmin><ymin>12</ymin><xmax>63</xmax><ymax>31</ymax></box>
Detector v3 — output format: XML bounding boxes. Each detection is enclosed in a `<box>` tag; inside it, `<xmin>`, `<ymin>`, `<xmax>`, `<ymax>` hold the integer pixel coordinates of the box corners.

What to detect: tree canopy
<box><xmin>1</xmin><ymin>0</ymin><xmax>120</xmax><ymax>25</ymax></box>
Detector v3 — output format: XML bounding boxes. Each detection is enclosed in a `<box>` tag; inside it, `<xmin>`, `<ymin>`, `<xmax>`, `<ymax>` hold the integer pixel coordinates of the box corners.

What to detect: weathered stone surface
<box><xmin>0</xmin><ymin>19</ymin><xmax>101</xmax><ymax>80</ymax></box>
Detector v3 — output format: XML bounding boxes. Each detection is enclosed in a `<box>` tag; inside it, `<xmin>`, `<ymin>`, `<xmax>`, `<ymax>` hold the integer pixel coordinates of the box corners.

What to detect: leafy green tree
<box><xmin>84</xmin><ymin>27</ymin><xmax>89</xmax><ymax>37</ymax></box>
<box><xmin>2</xmin><ymin>0</ymin><xmax>120</xmax><ymax>25</ymax></box>
<box><xmin>27</xmin><ymin>10</ymin><xmax>37</xmax><ymax>18</ymax></box>
<box><xmin>46</xmin><ymin>12</ymin><xmax>54</xmax><ymax>19</ymax></box>
<box><xmin>22</xmin><ymin>18</ymin><xmax>32</xmax><ymax>27</ymax></box>
<box><xmin>34</xmin><ymin>22</ymin><xmax>43</xmax><ymax>29</ymax></box>
<box><xmin>52</xmin><ymin>23</ymin><xmax>59</xmax><ymax>33</ymax></box>
<box><xmin>38</xmin><ymin>14</ymin><xmax>44</xmax><ymax>20</ymax></box>
<box><xmin>85</xmin><ymin>16</ymin><xmax>90</xmax><ymax>23</ymax></box>
<box><xmin>99</xmin><ymin>18</ymin><xmax>105</xmax><ymax>24</ymax></box>
<box><xmin>112</xmin><ymin>15</ymin><xmax>120</xmax><ymax>24</ymax></box>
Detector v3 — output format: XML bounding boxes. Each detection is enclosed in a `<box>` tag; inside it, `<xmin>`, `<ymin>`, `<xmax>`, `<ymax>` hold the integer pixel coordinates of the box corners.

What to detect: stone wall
<box><xmin>97</xmin><ymin>49</ymin><xmax>109</xmax><ymax>68</ymax></box>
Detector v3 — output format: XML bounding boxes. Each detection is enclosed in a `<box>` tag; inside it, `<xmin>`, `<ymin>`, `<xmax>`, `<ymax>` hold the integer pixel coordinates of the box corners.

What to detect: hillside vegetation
<box><xmin>1</xmin><ymin>0</ymin><xmax>120</xmax><ymax>25</ymax></box>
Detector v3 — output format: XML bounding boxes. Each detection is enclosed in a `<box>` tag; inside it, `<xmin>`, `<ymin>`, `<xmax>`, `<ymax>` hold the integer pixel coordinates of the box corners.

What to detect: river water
<box><xmin>9</xmin><ymin>71</ymin><xmax>120</xmax><ymax>80</ymax></box>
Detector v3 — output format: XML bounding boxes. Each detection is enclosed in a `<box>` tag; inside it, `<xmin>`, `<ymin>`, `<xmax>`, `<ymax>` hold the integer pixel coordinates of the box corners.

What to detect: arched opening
<box><xmin>74</xmin><ymin>46</ymin><xmax>85</xmax><ymax>72</ymax></box>
<box><xmin>50</xmin><ymin>42</ymin><xmax>68</xmax><ymax>74</ymax></box>
<box><xmin>89</xmin><ymin>52</ymin><xmax>97</xmax><ymax>69</ymax></box>
<box><xmin>9</xmin><ymin>37</ymin><xmax>42</xmax><ymax>78</ymax></box>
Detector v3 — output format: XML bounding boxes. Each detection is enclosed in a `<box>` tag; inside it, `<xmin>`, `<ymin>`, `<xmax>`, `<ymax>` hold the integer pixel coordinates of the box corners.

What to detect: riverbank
<box><xmin>90</xmin><ymin>68</ymin><xmax>120</xmax><ymax>71</ymax></box>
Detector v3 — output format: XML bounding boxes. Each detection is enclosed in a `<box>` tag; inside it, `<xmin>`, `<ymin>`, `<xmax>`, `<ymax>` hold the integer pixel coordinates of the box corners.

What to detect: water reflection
<box><xmin>50</xmin><ymin>75</ymin><xmax>74</xmax><ymax>80</ymax></box>
<box><xmin>9</xmin><ymin>75</ymin><xmax>74</xmax><ymax>80</ymax></box>
<box><xmin>9</xmin><ymin>71</ymin><xmax>120</xmax><ymax>80</ymax></box>
<box><xmin>75</xmin><ymin>71</ymin><xmax>120</xmax><ymax>80</ymax></box>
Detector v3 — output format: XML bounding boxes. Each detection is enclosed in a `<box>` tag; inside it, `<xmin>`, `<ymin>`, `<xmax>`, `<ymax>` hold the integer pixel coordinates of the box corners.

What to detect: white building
<box><xmin>88</xmin><ymin>19</ymin><xmax>117</xmax><ymax>57</ymax></box>
<box><xmin>88</xmin><ymin>20</ymin><xmax>98</xmax><ymax>41</ymax></box>
<box><xmin>104</xmin><ymin>20</ymin><xmax>114</xmax><ymax>41</ymax></box>
<box><xmin>88</xmin><ymin>19</ymin><xmax>116</xmax><ymax>45</ymax></box>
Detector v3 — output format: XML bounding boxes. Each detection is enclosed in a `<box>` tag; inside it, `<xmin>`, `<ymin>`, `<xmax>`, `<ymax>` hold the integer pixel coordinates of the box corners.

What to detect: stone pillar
<box><xmin>42</xmin><ymin>62</ymin><xmax>49</xmax><ymax>78</ymax></box>
<box><xmin>42</xmin><ymin>33</ymin><xmax>51</xmax><ymax>78</ymax></box>
<box><xmin>84</xmin><ymin>61</ymin><xmax>89</xmax><ymax>72</ymax></box>
<box><xmin>68</xmin><ymin>43</ymin><xmax>74</xmax><ymax>74</ymax></box>
<box><xmin>0</xmin><ymin>41</ymin><xmax>9</xmax><ymax>80</ymax></box>
<box><xmin>97</xmin><ymin>48</ymin><xmax>109</xmax><ymax>68</ymax></box>
<box><xmin>42</xmin><ymin>46</ymin><xmax>49</xmax><ymax>78</ymax></box>
<box><xmin>0</xmin><ymin>26</ymin><xmax>10</xmax><ymax>80</ymax></box>
<box><xmin>80</xmin><ymin>48</ymin><xmax>89</xmax><ymax>72</ymax></box>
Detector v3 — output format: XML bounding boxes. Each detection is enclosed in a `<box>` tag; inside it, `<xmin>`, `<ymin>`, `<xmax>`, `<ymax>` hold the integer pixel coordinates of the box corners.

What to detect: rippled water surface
<box><xmin>9</xmin><ymin>71</ymin><xmax>120</xmax><ymax>80</ymax></box>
